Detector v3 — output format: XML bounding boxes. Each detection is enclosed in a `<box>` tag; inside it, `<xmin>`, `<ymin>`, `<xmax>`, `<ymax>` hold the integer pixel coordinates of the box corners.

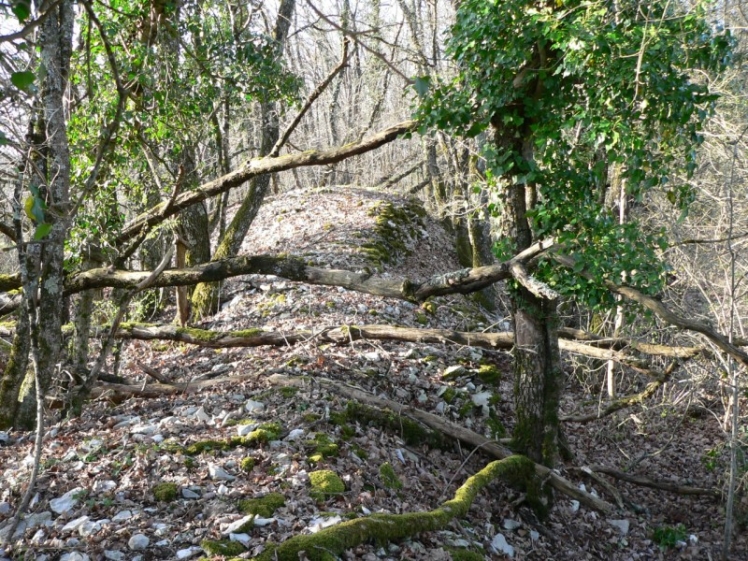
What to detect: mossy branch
<box><xmin>251</xmin><ymin>456</ymin><xmax>533</xmax><ymax>561</ymax></box>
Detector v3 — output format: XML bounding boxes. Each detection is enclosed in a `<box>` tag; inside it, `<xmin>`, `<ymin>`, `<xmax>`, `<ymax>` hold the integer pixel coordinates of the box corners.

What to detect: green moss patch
<box><xmin>308</xmin><ymin>433</ymin><xmax>340</xmax><ymax>463</ymax></box>
<box><xmin>152</xmin><ymin>482</ymin><xmax>178</xmax><ymax>502</ymax></box>
<box><xmin>184</xmin><ymin>422</ymin><xmax>282</xmax><ymax>456</ymax></box>
<box><xmin>378</xmin><ymin>462</ymin><xmax>403</xmax><ymax>490</ymax></box>
<box><xmin>361</xmin><ymin>200</ymin><xmax>427</xmax><ymax>270</ymax></box>
<box><xmin>309</xmin><ymin>470</ymin><xmax>345</xmax><ymax>501</ymax></box>
<box><xmin>240</xmin><ymin>457</ymin><xmax>256</xmax><ymax>472</ymax></box>
<box><xmin>476</xmin><ymin>364</ymin><xmax>501</xmax><ymax>385</ymax></box>
<box><xmin>238</xmin><ymin>492</ymin><xmax>285</xmax><ymax>518</ymax></box>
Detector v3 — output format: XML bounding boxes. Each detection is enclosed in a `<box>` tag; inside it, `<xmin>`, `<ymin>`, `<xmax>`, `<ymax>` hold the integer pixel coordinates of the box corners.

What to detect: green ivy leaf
<box><xmin>12</xmin><ymin>0</ymin><xmax>31</xmax><ymax>22</ymax></box>
<box><xmin>33</xmin><ymin>222</ymin><xmax>52</xmax><ymax>241</ymax></box>
<box><xmin>414</xmin><ymin>76</ymin><xmax>431</xmax><ymax>98</ymax></box>
<box><xmin>11</xmin><ymin>71</ymin><xmax>35</xmax><ymax>90</ymax></box>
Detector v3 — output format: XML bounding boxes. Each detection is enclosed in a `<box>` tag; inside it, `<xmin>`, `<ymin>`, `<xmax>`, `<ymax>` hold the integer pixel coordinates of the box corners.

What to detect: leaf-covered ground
<box><xmin>0</xmin><ymin>187</ymin><xmax>744</xmax><ymax>561</ymax></box>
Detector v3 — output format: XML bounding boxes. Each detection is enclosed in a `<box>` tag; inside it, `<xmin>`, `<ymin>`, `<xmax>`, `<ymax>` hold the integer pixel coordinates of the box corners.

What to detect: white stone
<box><xmin>244</xmin><ymin>400</ymin><xmax>265</xmax><ymax>414</ymax></box>
<box><xmin>208</xmin><ymin>464</ymin><xmax>236</xmax><ymax>481</ymax></box>
<box><xmin>308</xmin><ymin>515</ymin><xmax>342</xmax><ymax>533</ymax></box>
<box><xmin>93</xmin><ymin>480</ymin><xmax>116</xmax><ymax>493</ymax></box>
<box><xmin>435</xmin><ymin>402</ymin><xmax>446</xmax><ymax>414</ymax></box>
<box><xmin>363</xmin><ymin>352</ymin><xmax>381</xmax><ymax>362</ymax></box>
<box><xmin>570</xmin><ymin>500</ymin><xmax>580</xmax><ymax>513</ymax></box>
<box><xmin>128</xmin><ymin>534</ymin><xmax>150</xmax><ymax>550</ymax></box>
<box><xmin>79</xmin><ymin>519</ymin><xmax>107</xmax><ymax>537</ymax></box>
<box><xmin>416</xmin><ymin>391</ymin><xmax>428</xmax><ymax>404</ymax></box>
<box><xmin>442</xmin><ymin>365</ymin><xmax>466</xmax><ymax>379</ymax></box>
<box><xmin>223</xmin><ymin>515</ymin><xmax>254</xmax><ymax>535</ymax></box>
<box><xmin>490</xmin><ymin>533</ymin><xmax>515</xmax><ymax>558</ymax></box>
<box><xmin>503</xmin><ymin>519</ymin><xmax>521</xmax><ymax>531</ymax></box>
<box><xmin>530</xmin><ymin>530</ymin><xmax>540</xmax><ymax>541</ymax></box>
<box><xmin>0</xmin><ymin>431</ymin><xmax>10</xmax><ymax>445</ymax></box>
<box><xmin>62</xmin><ymin>516</ymin><xmax>90</xmax><ymax>533</ymax></box>
<box><xmin>130</xmin><ymin>424</ymin><xmax>158</xmax><ymax>435</ymax></box>
<box><xmin>151</xmin><ymin>434</ymin><xmax>164</xmax><ymax>444</ymax></box>
<box><xmin>689</xmin><ymin>534</ymin><xmax>698</xmax><ymax>545</ymax></box>
<box><xmin>59</xmin><ymin>553</ymin><xmax>89</xmax><ymax>561</ymax></box>
<box><xmin>285</xmin><ymin>429</ymin><xmax>305</xmax><ymax>441</ymax></box>
<box><xmin>176</xmin><ymin>546</ymin><xmax>203</xmax><ymax>559</ymax></box>
<box><xmin>193</xmin><ymin>406</ymin><xmax>211</xmax><ymax>423</ymax></box>
<box><xmin>471</xmin><ymin>392</ymin><xmax>492</xmax><ymax>407</ymax></box>
<box><xmin>608</xmin><ymin>519</ymin><xmax>630</xmax><ymax>535</ymax></box>
<box><xmin>229</xmin><ymin>533</ymin><xmax>251</xmax><ymax>547</ymax></box>
<box><xmin>112</xmin><ymin>510</ymin><xmax>133</xmax><ymax>522</ymax></box>
<box><xmin>0</xmin><ymin>502</ymin><xmax>11</xmax><ymax>515</ymax></box>
<box><xmin>103</xmin><ymin>551</ymin><xmax>125</xmax><ymax>561</ymax></box>
<box><xmin>237</xmin><ymin>423</ymin><xmax>258</xmax><ymax>436</ymax></box>
<box><xmin>152</xmin><ymin>522</ymin><xmax>170</xmax><ymax>536</ymax></box>
<box><xmin>50</xmin><ymin>488</ymin><xmax>85</xmax><ymax>514</ymax></box>
<box><xmin>182</xmin><ymin>488</ymin><xmax>200</xmax><ymax>500</ymax></box>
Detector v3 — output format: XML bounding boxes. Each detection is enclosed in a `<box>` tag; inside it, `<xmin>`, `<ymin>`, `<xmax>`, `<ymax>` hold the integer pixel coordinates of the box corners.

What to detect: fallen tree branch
<box><xmin>267</xmin><ymin>373</ymin><xmax>615</xmax><ymax>514</ymax></box>
<box><xmin>560</xmin><ymin>360</ymin><xmax>680</xmax><ymax>423</ymax></box>
<box><xmin>553</xmin><ymin>253</ymin><xmax>748</xmax><ymax>369</ymax></box>
<box><xmin>587</xmin><ymin>464</ymin><xmax>720</xmax><ymax>498</ymax></box>
<box><xmin>115</xmin><ymin>120</ymin><xmax>417</xmax><ymax>246</ymax></box>
<box><xmin>110</xmin><ymin>322</ymin><xmax>666</xmax><ymax>376</ymax></box>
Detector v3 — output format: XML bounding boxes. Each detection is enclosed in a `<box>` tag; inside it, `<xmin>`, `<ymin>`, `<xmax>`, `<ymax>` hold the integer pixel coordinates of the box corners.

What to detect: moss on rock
<box><xmin>378</xmin><ymin>462</ymin><xmax>403</xmax><ymax>490</ymax></box>
<box><xmin>201</xmin><ymin>539</ymin><xmax>245</xmax><ymax>556</ymax></box>
<box><xmin>309</xmin><ymin>470</ymin><xmax>345</xmax><ymax>501</ymax></box>
<box><xmin>308</xmin><ymin>433</ymin><xmax>340</xmax><ymax>463</ymax></box>
<box><xmin>152</xmin><ymin>482</ymin><xmax>178</xmax><ymax>502</ymax></box>
<box><xmin>240</xmin><ymin>457</ymin><xmax>256</xmax><ymax>472</ymax></box>
<box><xmin>185</xmin><ymin>422</ymin><xmax>282</xmax><ymax>456</ymax></box>
<box><xmin>476</xmin><ymin>364</ymin><xmax>501</xmax><ymax>385</ymax></box>
<box><xmin>238</xmin><ymin>492</ymin><xmax>285</xmax><ymax>518</ymax></box>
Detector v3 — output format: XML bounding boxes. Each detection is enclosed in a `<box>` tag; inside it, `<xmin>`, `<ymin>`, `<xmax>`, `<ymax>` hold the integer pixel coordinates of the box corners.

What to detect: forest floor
<box><xmin>0</xmin><ymin>187</ymin><xmax>745</xmax><ymax>561</ymax></box>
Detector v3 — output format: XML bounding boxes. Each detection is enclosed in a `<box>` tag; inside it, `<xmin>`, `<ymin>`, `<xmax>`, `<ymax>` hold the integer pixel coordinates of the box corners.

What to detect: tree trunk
<box><xmin>11</xmin><ymin>0</ymin><xmax>76</xmax><ymax>430</ymax></box>
<box><xmin>493</xmin><ymin>120</ymin><xmax>561</xmax><ymax>470</ymax></box>
<box><xmin>190</xmin><ymin>0</ymin><xmax>296</xmax><ymax>320</ymax></box>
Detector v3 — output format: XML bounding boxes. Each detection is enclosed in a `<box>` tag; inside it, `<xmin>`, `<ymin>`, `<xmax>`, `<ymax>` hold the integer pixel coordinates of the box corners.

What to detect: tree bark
<box><xmin>190</xmin><ymin>0</ymin><xmax>296</xmax><ymax>320</ymax></box>
<box><xmin>492</xmin><ymin>113</ymin><xmax>562</xmax><ymax>469</ymax></box>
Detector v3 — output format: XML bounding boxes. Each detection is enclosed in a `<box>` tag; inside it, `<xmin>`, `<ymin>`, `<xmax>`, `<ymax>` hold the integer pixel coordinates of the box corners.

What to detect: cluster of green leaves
<box><xmin>63</xmin><ymin>0</ymin><xmax>301</xmax><ymax>261</ymax></box>
<box><xmin>417</xmin><ymin>0</ymin><xmax>732</xmax><ymax>309</ymax></box>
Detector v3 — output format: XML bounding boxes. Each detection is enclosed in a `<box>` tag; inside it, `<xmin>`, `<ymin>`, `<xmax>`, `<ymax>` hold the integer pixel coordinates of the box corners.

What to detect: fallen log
<box><xmin>588</xmin><ymin>464</ymin><xmax>721</xmax><ymax>498</ymax></box>
<box><xmin>111</xmin><ymin>322</ymin><xmax>663</xmax><ymax>376</ymax></box>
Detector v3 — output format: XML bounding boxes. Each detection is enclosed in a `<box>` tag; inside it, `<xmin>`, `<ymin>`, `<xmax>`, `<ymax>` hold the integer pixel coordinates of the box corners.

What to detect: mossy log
<box><xmin>1</xmin><ymin>240</ymin><xmax>553</xmax><ymax>308</ymax></box>
<box><xmin>267</xmin><ymin>374</ymin><xmax>614</xmax><ymax>514</ymax></box>
<box><xmin>250</xmin><ymin>455</ymin><xmax>534</xmax><ymax>561</ymax></box>
<box><xmin>110</xmin><ymin>322</ymin><xmax>667</xmax><ymax>375</ymax></box>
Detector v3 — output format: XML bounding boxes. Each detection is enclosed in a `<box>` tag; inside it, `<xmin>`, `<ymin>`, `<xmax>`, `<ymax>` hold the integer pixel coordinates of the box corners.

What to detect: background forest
<box><xmin>0</xmin><ymin>0</ymin><xmax>748</xmax><ymax>559</ymax></box>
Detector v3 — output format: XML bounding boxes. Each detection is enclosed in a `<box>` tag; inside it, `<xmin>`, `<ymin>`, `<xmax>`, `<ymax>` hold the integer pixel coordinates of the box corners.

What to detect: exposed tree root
<box><xmin>249</xmin><ymin>455</ymin><xmax>534</xmax><ymax>561</ymax></box>
<box><xmin>266</xmin><ymin>374</ymin><xmax>615</xmax><ymax>514</ymax></box>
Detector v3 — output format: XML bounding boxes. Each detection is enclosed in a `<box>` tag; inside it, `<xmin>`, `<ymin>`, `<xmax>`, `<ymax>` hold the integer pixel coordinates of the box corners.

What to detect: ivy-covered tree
<box><xmin>418</xmin><ymin>0</ymin><xmax>730</xmax><ymax>470</ymax></box>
